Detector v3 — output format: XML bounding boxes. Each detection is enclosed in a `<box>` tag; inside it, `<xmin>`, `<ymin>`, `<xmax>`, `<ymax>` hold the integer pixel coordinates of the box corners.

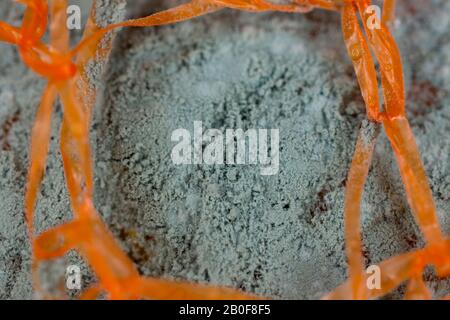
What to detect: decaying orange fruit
<box><xmin>0</xmin><ymin>0</ymin><xmax>448</xmax><ymax>299</ymax></box>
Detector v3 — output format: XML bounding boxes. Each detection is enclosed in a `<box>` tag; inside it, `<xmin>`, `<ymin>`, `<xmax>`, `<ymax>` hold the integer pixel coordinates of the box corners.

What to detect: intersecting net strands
<box><xmin>0</xmin><ymin>0</ymin><xmax>448</xmax><ymax>299</ymax></box>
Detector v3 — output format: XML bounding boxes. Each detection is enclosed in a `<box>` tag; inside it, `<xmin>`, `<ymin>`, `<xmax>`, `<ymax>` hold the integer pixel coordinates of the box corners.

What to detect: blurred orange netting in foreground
<box><xmin>0</xmin><ymin>0</ymin><xmax>448</xmax><ymax>299</ymax></box>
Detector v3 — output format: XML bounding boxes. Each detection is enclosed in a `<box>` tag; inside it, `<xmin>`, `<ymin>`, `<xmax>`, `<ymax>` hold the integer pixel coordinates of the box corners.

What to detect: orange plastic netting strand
<box><xmin>0</xmin><ymin>0</ymin><xmax>448</xmax><ymax>299</ymax></box>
